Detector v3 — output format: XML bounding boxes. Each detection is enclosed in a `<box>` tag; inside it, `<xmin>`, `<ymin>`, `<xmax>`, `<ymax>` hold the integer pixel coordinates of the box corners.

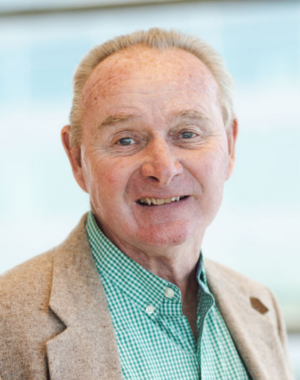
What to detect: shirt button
<box><xmin>164</xmin><ymin>287</ymin><xmax>175</xmax><ymax>299</ymax></box>
<box><xmin>145</xmin><ymin>305</ymin><xmax>155</xmax><ymax>315</ymax></box>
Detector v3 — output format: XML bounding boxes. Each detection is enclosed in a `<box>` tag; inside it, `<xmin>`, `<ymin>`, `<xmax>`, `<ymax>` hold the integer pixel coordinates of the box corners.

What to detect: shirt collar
<box><xmin>86</xmin><ymin>211</ymin><xmax>210</xmax><ymax>318</ymax></box>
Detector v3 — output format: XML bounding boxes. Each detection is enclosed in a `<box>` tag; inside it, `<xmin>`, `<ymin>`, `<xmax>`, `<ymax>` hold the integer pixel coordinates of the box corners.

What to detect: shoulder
<box><xmin>204</xmin><ymin>258</ymin><xmax>294</xmax><ymax>378</ymax></box>
<box><xmin>0</xmin><ymin>250</ymin><xmax>55</xmax><ymax>310</ymax></box>
<box><xmin>204</xmin><ymin>257</ymin><xmax>281</xmax><ymax>328</ymax></box>
<box><xmin>0</xmin><ymin>214</ymin><xmax>91</xmax><ymax>379</ymax></box>
<box><xmin>204</xmin><ymin>258</ymin><xmax>289</xmax><ymax>347</ymax></box>
<box><xmin>204</xmin><ymin>258</ymin><xmax>269</xmax><ymax>293</ymax></box>
<box><xmin>0</xmin><ymin>249</ymin><xmax>55</xmax><ymax>309</ymax></box>
<box><xmin>0</xmin><ymin>249</ymin><xmax>64</xmax><ymax>379</ymax></box>
<box><xmin>0</xmin><ymin>213</ymin><xmax>89</xmax><ymax>313</ymax></box>
<box><xmin>0</xmin><ymin>247</ymin><xmax>64</xmax><ymax>335</ymax></box>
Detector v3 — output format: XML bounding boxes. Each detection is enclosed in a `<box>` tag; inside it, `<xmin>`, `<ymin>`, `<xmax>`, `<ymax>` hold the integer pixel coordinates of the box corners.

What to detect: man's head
<box><xmin>68</xmin><ymin>28</ymin><xmax>235</xmax><ymax>148</ymax></box>
<box><xmin>62</xmin><ymin>28</ymin><xmax>238</xmax><ymax>253</ymax></box>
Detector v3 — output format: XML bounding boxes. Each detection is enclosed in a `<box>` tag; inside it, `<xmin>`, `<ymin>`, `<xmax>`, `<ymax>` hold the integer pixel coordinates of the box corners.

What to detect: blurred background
<box><xmin>0</xmin><ymin>0</ymin><xmax>299</xmax><ymax>376</ymax></box>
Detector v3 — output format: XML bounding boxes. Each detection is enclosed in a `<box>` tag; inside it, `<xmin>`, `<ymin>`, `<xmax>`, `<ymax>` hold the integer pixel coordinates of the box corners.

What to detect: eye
<box><xmin>117</xmin><ymin>137</ymin><xmax>135</xmax><ymax>146</ymax></box>
<box><xmin>181</xmin><ymin>131</ymin><xmax>196</xmax><ymax>139</ymax></box>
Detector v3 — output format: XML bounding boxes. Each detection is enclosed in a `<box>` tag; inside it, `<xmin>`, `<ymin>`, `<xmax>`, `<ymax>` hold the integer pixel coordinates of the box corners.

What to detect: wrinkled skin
<box><xmin>62</xmin><ymin>47</ymin><xmax>238</xmax><ymax>333</ymax></box>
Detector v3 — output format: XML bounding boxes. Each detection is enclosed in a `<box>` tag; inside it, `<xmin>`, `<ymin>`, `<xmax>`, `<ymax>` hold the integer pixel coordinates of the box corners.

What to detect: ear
<box><xmin>226</xmin><ymin>116</ymin><xmax>238</xmax><ymax>180</ymax></box>
<box><xmin>61</xmin><ymin>125</ymin><xmax>88</xmax><ymax>193</ymax></box>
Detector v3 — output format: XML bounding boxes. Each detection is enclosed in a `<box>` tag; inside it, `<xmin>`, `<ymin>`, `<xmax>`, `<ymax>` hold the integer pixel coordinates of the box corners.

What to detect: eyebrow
<box><xmin>97</xmin><ymin>109</ymin><xmax>210</xmax><ymax>130</ymax></box>
<box><xmin>97</xmin><ymin>113</ymin><xmax>140</xmax><ymax>129</ymax></box>
<box><xmin>171</xmin><ymin>109</ymin><xmax>210</xmax><ymax>122</ymax></box>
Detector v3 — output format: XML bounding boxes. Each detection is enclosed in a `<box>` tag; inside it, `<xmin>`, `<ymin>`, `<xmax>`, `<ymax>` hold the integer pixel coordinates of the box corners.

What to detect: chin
<box><xmin>137</xmin><ymin>221</ymin><xmax>200</xmax><ymax>248</ymax></box>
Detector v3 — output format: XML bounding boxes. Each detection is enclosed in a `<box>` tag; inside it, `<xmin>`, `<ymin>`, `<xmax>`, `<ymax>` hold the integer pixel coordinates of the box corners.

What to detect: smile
<box><xmin>137</xmin><ymin>196</ymin><xmax>188</xmax><ymax>206</ymax></box>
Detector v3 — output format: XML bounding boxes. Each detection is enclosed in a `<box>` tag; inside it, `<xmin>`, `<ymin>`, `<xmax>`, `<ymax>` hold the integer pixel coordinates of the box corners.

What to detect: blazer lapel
<box><xmin>46</xmin><ymin>214</ymin><xmax>122</xmax><ymax>380</ymax></box>
<box><xmin>205</xmin><ymin>259</ymin><xmax>291</xmax><ymax>380</ymax></box>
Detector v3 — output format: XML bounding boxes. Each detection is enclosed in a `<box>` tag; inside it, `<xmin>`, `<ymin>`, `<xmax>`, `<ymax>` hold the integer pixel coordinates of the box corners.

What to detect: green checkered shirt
<box><xmin>86</xmin><ymin>211</ymin><xmax>250</xmax><ymax>379</ymax></box>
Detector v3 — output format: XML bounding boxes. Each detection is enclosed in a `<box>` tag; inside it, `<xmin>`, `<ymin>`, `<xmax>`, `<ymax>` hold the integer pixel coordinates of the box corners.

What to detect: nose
<box><xmin>140</xmin><ymin>136</ymin><xmax>183</xmax><ymax>185</ymax></box>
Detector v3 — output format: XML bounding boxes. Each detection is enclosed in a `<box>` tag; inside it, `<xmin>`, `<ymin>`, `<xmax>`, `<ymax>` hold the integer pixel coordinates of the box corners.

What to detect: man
<box><xmin>0</xmin><ymin>28</ymin><xmax>294</xmax><ymax>379</ymax></box>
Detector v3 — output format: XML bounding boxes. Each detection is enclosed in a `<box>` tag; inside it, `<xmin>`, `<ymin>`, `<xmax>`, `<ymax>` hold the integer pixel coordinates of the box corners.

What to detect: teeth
<box><xmin>139</xmin><ymin>196</ymin><xmax>184</xmax><ymax>206</ymax></box>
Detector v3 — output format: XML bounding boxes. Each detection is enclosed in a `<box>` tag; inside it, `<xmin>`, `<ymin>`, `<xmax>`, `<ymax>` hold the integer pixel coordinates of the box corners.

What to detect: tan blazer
<box><xmin>0</xmin><ymin>214</ymin><xmax>294</xmax><ymax>380</ymax></box>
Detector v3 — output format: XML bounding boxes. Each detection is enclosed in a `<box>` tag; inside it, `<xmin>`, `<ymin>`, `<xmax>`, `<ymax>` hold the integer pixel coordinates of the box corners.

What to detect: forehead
<box><xmin>82</xmin><ymin>46</ymin><xmax>218</xmax><ymax>106</ymax></box>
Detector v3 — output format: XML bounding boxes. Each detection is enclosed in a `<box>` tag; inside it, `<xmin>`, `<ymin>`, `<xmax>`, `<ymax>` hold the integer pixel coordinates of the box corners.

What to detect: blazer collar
<box><xmin>46</xmin><ymin>214</ymin><xmax>122</xmax><ymax>380</ymax></box>
<box><xmin>205</xmin><ymin>259</ymin><xmax>289</xmax><ymax>380</ymax></box>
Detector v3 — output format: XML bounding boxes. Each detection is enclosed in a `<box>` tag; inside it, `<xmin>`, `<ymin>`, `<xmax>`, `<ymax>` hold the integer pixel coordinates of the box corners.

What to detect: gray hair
<box><xmin>69</xmin><ymin>27</ymin><xmax>234</xmax><ymax>147</ymax></box>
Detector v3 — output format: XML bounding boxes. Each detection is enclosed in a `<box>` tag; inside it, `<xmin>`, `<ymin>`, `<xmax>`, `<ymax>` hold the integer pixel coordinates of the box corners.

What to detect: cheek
<box><xmin>104</xmin><ymin>170</ymin><xmax>119</xmax><ymax>185</ymax></box>
<box><xmin>190</xmin><ymin>146</ymin><xmax>228</xmax><ymax>183</ymax></box>
<box><xmin>205</xmin><ymin>155</ymin><xmax>228</xmax><ymax>181</ymax></box>
<box><xmin>85</xmin><ymin>155</ymin><xmax>132</xmax><ymax>202</ymax></box>
<box><xmin>203</xmin><ymin>140</ymin><xmax>229</xmax><ymax>178</ymax></box>
<box><xmin>99</xmin><ymin>159</ymin><xmax>130</xmax><ymax>188</ymax></box>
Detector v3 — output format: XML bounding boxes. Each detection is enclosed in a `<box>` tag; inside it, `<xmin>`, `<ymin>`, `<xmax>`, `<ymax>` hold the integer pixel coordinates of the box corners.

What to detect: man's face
<box><xmin>76</xmin><ymin>47</ymin><xmax>236</xmax><ymax>251</ymax></box>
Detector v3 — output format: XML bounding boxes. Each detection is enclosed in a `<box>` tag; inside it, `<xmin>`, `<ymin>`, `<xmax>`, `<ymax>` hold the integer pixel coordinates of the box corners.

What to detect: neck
<box><xmin>93</xmin><ymin>212</ymin><xmax>204</xmax><ymax>301</ymax></box>
<box><xmin>110</xmin><ymin>234</ymin><xmax>203</xmax><ymax>303</ymax></box>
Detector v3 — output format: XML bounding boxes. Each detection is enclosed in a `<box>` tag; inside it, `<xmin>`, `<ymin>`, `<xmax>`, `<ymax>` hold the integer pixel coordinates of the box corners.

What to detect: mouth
<box><xmin>137</xmin><ymin>195</ymin><xmax>189</xmax><ymax>206</ymax></box>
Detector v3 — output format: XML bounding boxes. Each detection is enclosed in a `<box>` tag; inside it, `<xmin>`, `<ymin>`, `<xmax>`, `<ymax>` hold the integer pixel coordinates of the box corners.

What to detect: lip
<box><xmin>135</xmin><ymin>195</ymin><xmax>189</xmax><ymax>202</ymax></box>
<box><xmin>135</xmin><ymin>195</ymin><xmax>191</xmax><ymax>206</ymax></box>
<box><xmin>132</xmin><ymin>195</ymin><xmax>194</xmax><ymax>228</ymax></box>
